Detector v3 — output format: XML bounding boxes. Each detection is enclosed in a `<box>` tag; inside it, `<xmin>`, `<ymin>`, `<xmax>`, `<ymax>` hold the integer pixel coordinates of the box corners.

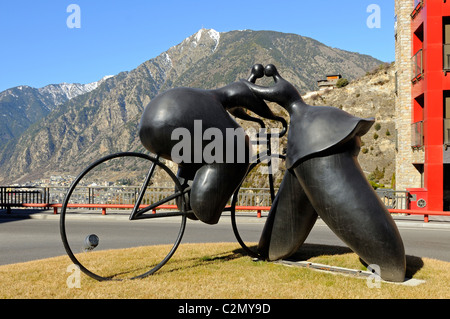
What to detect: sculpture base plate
<box><xmin>270</xmin><ymin>259</ymin><xmax>426</xmax><ymax>286</ymax></box>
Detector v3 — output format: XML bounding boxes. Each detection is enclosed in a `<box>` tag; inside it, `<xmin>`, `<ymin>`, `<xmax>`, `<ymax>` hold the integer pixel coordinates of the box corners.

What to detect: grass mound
<box><xmin>0</xmin><ymin>242</ymin><xmax>449</xmax><ymax>299</ymax></box>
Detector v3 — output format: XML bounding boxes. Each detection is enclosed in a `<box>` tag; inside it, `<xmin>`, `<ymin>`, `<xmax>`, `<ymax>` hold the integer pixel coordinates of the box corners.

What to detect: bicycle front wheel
<box><xmin>60</xmin><ymin>152</ymin><xmax>187</xmax><ymax>281</ymax></box>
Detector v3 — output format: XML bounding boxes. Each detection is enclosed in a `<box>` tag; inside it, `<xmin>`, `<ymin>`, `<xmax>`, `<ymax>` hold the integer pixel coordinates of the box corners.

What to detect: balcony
<box><xmin>445</xmin><ymin>119</ymin><xmax>450</xmax><ymax>150</ymax></box>
<box><xmin>411</xmin><ymin>121</ymin><xmax>424</xmax><ymax>149</ymax></box>
<box><xmin>412</xmin><ymin>49</ymin><xmax>423</xmax><ymax>83</ymax></box>
<box><xmin>411</xmin><ymin>0</ymin><xmax>423</xmax><ymax>19</ymax></box>
<box><xmin>444</xmin><ymin>44</ymin><xmax>450</xmax><ymax>73</ymax></box>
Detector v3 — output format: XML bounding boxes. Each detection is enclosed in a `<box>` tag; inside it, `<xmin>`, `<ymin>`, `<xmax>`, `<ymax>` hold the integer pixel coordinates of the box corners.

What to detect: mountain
<box><xmin>0</xmin><ymin>76</ymin><xmax>112</xmax><ymax>150</ymax></box>
<box><xmin>0</xmin><ymin>29</ymin><xmax>384</xmax><ymax>184</ymax></box>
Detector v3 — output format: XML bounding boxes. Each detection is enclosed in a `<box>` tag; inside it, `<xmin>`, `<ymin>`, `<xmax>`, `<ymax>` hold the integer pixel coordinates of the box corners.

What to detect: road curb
<box><xmin>2</xmin><ymin>211</ymin><xmax>450</xmax><ymax>229</ymax></box>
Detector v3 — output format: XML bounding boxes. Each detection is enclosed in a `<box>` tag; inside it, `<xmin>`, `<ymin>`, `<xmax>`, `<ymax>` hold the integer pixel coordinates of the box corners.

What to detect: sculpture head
<box><xmin>248</xmin><ymin>64</ymin><xmax>265</xmax><ymax>83</ymax></box>
<box><xmin>264</xmin><ymin>64</ymin><xmax>280</xmax><ymax>79</ymax></box>
<box><xmin>243</xmin><ymin>64</ymin><xmax>303</xmax><ymax>109</ymax></box>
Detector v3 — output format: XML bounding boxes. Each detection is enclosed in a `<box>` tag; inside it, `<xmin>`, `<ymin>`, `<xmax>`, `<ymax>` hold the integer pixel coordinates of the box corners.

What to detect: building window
<box><xmin>395</xmin><ymin>71</ymin><xmax>398</xmax><ymax>95</ymax></box>
<box><xmin>444</xmin><ymin>119</ymin><xmax>450</xmax><ymax>149</ymax></box>
<box><xmin>411</xmin><ymin>121</ymin><xmax>424</xmax><ymax>149</ymax></box>
<box><xmin>444</xmin><ymin>17</ymin><xmax>450</xmax><ymax>73</ymax></box>
<box><xmin>394</xmin><ymin>15</ymin><xmax>398</xmax><ymax>40</ymax></box>
<box><xmin>412</xmin><ymin>23</ymin><xmax>424</xmax><ymax>82</ymax></box>
<box><xmin>412</xmin><ymin>49</ymin><xmax>423</xmax><ymax>83</ymax></box>
<box><xmin>445</xmin><ymin>92</ymin><xmax>450</xmax><ymax>149</ymax></box>
<box><xmin>411</xmin><ymin>0</ymin><xmax>423</xmax><ymax>19</ymax></box>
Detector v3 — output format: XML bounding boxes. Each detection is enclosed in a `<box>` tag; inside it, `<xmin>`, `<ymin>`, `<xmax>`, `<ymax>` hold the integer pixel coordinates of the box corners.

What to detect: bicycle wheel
<box><xmin>230</xmin><ymin>154</ymin><xmax>285</xmax><ymax>259</ymax></box>
<box><xmin>60</xmin><ymin>152</ymin><xmax>187</xmax><ymax>281</ymax></box>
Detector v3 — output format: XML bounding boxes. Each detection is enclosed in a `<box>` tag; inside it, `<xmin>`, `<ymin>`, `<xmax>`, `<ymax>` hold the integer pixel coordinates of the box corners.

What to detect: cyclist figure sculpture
<box><xmin>241</xmin><ymin>64</ymin><xmax>406</xmax><ymax>282</ymax></box>
<box><xmin>139</xmin><ymin>65</ymin><xmax>285</xmax><ymax>225</ymax></box>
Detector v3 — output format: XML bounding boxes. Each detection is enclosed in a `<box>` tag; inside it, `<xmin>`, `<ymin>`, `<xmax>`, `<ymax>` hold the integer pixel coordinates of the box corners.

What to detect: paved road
<box><xmin>0</xmin><ymin>212</ymin><xmax>450</xmax><ymax>266</ymax></box>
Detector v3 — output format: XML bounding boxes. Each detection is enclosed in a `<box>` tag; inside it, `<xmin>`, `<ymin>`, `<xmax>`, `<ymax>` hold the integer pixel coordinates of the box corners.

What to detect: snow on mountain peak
<box><xmin>208</xmin><ymin>29</ymin><xmax>220</xmax><ymax>52</ymax></box>
<box><xmin>37</xmin><ymin>75</ymin><xmax>114</xmax><ymax>107</ymax></box>
<box><xmin>186</xmin><ymin>28</ymin><xmax>220</xmax><ymax>52</ymax></box>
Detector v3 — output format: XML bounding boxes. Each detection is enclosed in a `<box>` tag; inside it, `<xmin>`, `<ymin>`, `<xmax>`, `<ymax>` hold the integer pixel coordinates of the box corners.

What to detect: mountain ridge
<box><xmin>0</xmin><ymin>28</ymin><xmax>385</xmax><ymax>184</ymax></box>
<box><xmin>0</xmin><ymin>75</ymin><xmax>113</xmax><ymax>150</ymax></box>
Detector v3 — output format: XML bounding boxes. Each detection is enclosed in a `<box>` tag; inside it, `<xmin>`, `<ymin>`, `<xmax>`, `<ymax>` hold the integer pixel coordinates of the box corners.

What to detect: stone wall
<box><xmin>394</xmin><ymin>0</ymin><xmax>424</xmax><ymax>191</ymax></box>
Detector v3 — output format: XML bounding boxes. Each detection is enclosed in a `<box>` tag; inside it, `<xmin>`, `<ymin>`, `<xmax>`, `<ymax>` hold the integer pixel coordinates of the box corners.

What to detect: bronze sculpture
<box><xmin>139</xmin><ymin>64</ymin><xmax>406</xmax><ymax>282</ymax></box>
<box><xmin>61</xmin><ymin>64</ymin><xmax>406</xmax><ymax>282</ymax></box>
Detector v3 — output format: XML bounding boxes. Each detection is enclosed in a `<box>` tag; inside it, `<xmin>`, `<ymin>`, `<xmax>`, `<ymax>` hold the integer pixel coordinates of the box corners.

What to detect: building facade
<box><xmin>395</xmin><ymin>0</ymin><xmax>450</xmax><ymax>211</ymax></box>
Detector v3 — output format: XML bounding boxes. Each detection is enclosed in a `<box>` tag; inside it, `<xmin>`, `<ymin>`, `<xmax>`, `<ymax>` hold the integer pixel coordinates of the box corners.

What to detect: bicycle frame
<box><xmin>129</xmin><ymin>154</ymin><xmax>191</xmax><ymax>220</ymax></box>
<box><xmin>246</xmin><ymin>115</ymin><xmax>287</xmax><ymax>202</ymax></box>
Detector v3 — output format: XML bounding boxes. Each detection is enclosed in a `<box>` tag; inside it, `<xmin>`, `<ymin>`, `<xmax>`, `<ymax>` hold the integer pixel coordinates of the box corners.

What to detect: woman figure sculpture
<box><xmin>242</xmin><ymin>64</ymin><xmax>406</xmax><ymax>282</ymax></box>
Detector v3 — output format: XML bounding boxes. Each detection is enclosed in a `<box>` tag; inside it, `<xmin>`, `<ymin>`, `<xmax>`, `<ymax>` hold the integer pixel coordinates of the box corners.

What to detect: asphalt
<box><xmin>1</xmin><ymin>208</ymin><xmax>450</xmax><ymax>229</ymax></box>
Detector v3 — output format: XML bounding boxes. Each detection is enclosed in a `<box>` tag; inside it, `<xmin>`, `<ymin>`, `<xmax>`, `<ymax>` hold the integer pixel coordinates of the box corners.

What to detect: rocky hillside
<box><xmin>238</xmin><ymin>63</ymin><xmax>396</xmax><ymax>190</ymax></box>
<box><xmin>303</xmin><ymin>62</ymin><xmax>396</xmax><ymax>187</ymax></box>
<box><xmin>0</xmin><ymin>29</ymin><xmax>384</xmax><ymax>184</ymax></box>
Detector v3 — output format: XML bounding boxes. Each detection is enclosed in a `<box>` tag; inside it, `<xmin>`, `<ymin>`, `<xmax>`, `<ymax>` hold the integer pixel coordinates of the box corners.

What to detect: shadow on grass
<box><xmin>86</xmin><ymin>243</ymin><xmax>424</xmax><ymax>281</ymax></box>
<box><xmin>240</xmin><ymin>243</ymin><xmax>424</xmax><ymax>279</ymax></box>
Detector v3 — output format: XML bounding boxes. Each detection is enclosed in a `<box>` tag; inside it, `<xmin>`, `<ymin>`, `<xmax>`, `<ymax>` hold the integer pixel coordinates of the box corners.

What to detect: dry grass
<box><xmin>0</xmin><ymin>242</ymin><xmax>449</xmax><ymax>299</ymax></box>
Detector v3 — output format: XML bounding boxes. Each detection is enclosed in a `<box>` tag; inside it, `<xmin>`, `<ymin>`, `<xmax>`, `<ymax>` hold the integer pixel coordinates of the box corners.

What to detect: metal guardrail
<box><xmin>374</xmin><ymin>189</ymin><xmax>409</xmax><ymax>210</ymax></box>
<box><xmin>1</xmin><ymin>186</ymin><xmax>278</xmax><ymax>210</ymax></box>
<box><xmin>0</xmin><ymin>186</ymin><xmax>49</xmax><ymax>211</ymax></box>
<box><xmin>2</xmin><ymin>185</ymin><xmax>410</xmax><ymax>210</ymax></box>
<box><xmin>6</xmin><ymin>185</ymin><xmax>450</xmax><ymax>223</ymax></box>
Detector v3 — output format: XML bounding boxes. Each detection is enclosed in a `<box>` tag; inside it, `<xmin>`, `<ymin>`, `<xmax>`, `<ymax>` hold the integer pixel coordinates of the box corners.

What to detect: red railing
<box><xmin>389</xmin><ymin>208</ymin><xmax>450</xmax><ymax>223</ymax></box>
<box><xmin>2</xmin><ymin>203</ymin><xmax>271</xmax><ymax>218</ymax></box>
<box><xmin>4</xmin><ymin>202</ymin><xmax>450</xmax><ymax>223</ymax></box>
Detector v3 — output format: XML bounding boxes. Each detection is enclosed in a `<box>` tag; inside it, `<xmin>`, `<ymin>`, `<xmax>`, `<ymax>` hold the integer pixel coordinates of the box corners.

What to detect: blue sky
<box><xmin>0</xmin><ymin>0</ymin><xmax>394</xmax><ymax>92</ymax></box>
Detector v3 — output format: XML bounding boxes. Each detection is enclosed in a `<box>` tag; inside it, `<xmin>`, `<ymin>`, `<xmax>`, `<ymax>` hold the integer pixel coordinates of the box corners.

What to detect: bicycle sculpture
<box><xmin>60</xmin><ymin>64</ymin><xmax>406</xmax><ymax>282</ymax></box>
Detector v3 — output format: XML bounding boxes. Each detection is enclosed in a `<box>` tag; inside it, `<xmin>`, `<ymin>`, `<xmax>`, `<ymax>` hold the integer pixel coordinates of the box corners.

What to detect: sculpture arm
<box><xmin>239</xmin><ymin>79</ymin><xmax>279</xmax><ymax>102</ymax></box>
<box><xmin>228</xmin><ymin>107</ymin><xmax>265</xmax><ymax>127</ymax></box>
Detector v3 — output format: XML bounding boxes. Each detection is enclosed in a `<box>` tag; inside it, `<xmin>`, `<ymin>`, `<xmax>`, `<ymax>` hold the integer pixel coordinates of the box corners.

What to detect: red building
<box><xmin>408</xmin><ymin>0</ymin><xmax>450</xmax><ymax>211</ymax></box>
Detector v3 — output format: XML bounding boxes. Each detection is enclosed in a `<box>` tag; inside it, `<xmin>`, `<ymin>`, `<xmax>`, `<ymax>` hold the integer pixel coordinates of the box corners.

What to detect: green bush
<box><xmin>336</xmin><ymin>78</ymin><xmax>349</xmax><ymax>88</ymax></box>
<box><xmin>369</xmin><ymin>180</ymin><xmax>385</xmax><ymax>190</ymax></box>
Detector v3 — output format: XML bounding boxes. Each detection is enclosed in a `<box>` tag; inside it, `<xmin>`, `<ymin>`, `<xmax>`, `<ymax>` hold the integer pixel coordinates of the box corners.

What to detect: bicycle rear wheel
<box><xmin>230</xmin><ymin>154</ymin><xmax>285</xmax><ymax>259</ymax></box>
<box><xmin>60</xmin><ymin>152</ymin><xmax>187</xmax><ymax>281</ymax></box>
